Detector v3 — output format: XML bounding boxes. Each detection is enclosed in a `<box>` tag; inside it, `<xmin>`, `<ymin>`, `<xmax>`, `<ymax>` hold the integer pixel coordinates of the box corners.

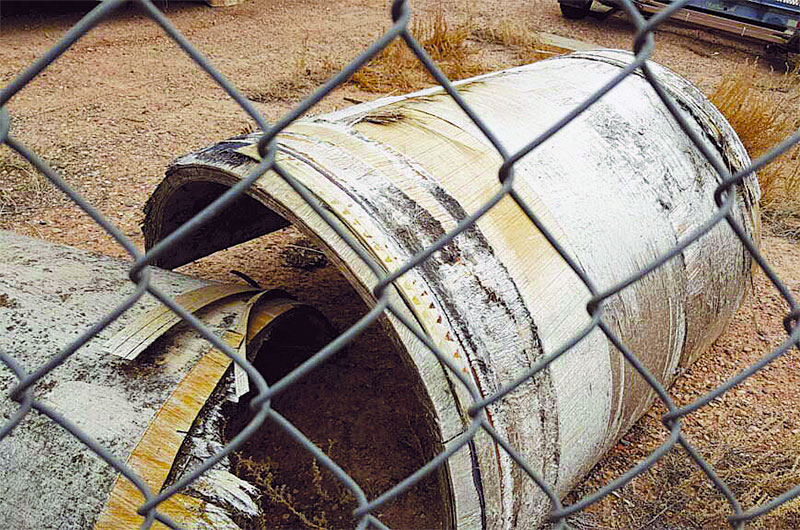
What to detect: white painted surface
<box><xmin>147</xmin><ymin>50</ymin><xmax>758</xmax><ymax>528</ymax></box>
<box><xmin>0</xmin><ymin>232</ymin><xmax>248</xmax><ymax>528</ymax></box>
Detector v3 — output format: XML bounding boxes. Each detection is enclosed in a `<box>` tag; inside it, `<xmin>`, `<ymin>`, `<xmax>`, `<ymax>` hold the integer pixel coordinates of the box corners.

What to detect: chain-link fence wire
<box><xmin>1</xmin><ymin>0</ymin><xmax>799</xmax><ymax>528</ymax></box>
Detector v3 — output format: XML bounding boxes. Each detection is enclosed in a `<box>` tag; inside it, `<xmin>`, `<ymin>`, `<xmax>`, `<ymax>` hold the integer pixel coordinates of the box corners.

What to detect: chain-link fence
<box><xmin>1</xmin><ymin>0</ymin><xmax>799</xmax><ymax>528</ymax></box>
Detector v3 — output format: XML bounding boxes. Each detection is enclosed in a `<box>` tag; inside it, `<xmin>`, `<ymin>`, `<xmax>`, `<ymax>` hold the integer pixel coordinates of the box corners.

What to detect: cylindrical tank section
<box><xmin>142</xmin><ymin>50</ymin><xmax>760</xmax><ymax>528</ymax></box>
<box><xmin>0</xmin><ymin>231</ymin><xmax>342</xmax><ymax>529</ymax></box>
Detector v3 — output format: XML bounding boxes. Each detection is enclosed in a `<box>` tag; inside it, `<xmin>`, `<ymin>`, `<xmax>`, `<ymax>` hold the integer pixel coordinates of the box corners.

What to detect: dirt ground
<box><xmin>2</xmin><ymin>0</ymin><xmax>799</xmax><ymax>528</ymax></box>
<box><xmin>218</xmin><ymin>237</ymin><xmax>447</xmax><ymax>529</ymax></box>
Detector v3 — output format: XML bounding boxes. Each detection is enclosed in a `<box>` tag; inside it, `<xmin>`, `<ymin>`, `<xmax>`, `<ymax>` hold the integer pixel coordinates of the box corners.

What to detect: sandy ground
<box><xmin>1</xmin><ymin>0</ymin><xmax>799</xmax><ymax>528</ymax></box>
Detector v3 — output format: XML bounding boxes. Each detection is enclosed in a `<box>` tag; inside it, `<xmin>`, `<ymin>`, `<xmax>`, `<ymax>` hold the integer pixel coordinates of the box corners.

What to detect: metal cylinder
<box><xmin>133</xmin><ymin>51</ymin><xmax>760</xmax><ymax>527</ymax></box>
<box><xmin>0</xmin><ymin>231</ymin><xmax>340</xmax><ymax>529</ymax></box>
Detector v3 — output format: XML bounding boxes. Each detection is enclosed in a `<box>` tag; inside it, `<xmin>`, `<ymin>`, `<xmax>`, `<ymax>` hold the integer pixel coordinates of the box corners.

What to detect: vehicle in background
<box><xmin>558</xmin><ymin>0</ymin><xmax>800</xmax><ymax>54</ymax></box>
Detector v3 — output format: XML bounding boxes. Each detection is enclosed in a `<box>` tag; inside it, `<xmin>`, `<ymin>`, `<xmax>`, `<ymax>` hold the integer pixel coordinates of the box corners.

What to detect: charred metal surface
<box><xmin>271</xmin><ymin>126</ymin><xmax>560</xmax><ymax>525</ymax></box>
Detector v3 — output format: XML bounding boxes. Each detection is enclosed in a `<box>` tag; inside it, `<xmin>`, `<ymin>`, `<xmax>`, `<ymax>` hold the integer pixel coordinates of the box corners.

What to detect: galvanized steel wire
<box><xmin>1</xmin><ymin>0</ymin><xmax>799</xmax><ymax>528</ymax></box>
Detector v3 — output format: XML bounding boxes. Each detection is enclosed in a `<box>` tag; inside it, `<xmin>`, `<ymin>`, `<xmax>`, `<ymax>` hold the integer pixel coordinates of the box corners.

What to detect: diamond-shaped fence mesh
<box><xmin>1</xmin><ymin>0</ymin><xmax>799</xmax><ymax>528</ymax></box>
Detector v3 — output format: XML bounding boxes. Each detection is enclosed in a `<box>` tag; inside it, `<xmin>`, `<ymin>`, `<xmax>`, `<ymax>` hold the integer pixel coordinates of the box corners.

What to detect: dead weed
<box><xmin>571</xmin><ymin>431</ymin><xmax>800</xmax><ymax>529</ymax></box>
<box><xmin>230</xmin><ymin>440</ymin><xmax>357</xmax><ymax>530</ymax></box>
<box><xmin>709</xmin><ymin>61</ymin><xmax>800</xmax><ymax>218</ymax></box>
<box><xmin>642</xmin><ymin>433</ymin><xmax>800</xmax><ymax>529</ymax></box>
<box><xmin>0</xmin><ymin>147</ymin><xmax>62</xmax><ymax>218</ymax></box>
<box><xmin>350</xmin><ymin>9</ymin><xmax>556</xmax><ymax>93</ymax></box>
<box><xmin>350</xmin><ymin>9</ymin><xmax>480</xmax><ymax>93</ymax></box>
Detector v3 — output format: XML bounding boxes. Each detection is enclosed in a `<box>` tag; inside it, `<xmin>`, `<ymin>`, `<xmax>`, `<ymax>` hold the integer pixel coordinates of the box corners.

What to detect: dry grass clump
<box><xmin>350</xmin><ymin>9</ymin><xmax>556</xmax><ymax>93</ymax></box>
<box><xmin>641</xmin><ymin>433</ymin><xmax>800</xmax><ymax>529</ymax></box>
<box><xmin>471</xmin><ymin>19</ymin><xmax>556</xmax><ymax>64</ymax></box>
<box><xmin>350</xmin><ymin>9</ymin><xmax>483</xmax><ymax>93</ymax></box>
<box><xmin>570</xmin><ymin>431</ymin><xmax>800</xmax><ymax>529</ymax></box>
<box><xmin>709</xmin><ymin>62</ymin><xmax>800</xmax><ymax>220</ymax></box>
<box><xmin>0</xmin><ymin>147</ymin><xmax>62</xmax><ymax>219</ymax></box>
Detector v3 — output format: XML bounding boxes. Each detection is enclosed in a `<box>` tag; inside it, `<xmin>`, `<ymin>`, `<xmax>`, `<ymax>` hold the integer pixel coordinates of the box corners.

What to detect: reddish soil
<box><xmin>569</xmin><ymin>232</ymin><xmax>800</xmax><ymax>529</ymax></box>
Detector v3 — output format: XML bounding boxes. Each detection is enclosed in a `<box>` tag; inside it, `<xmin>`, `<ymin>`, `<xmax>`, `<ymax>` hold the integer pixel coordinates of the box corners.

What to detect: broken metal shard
<box><xmin>0</xmin><ymin>231</ymin><xmax>335</xmax><ymax>529</ymax></box>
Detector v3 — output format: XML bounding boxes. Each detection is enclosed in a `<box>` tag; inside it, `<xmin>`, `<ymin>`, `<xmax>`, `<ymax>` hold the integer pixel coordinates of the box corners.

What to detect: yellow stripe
<box><xmin>95</xmin><ymin>345</ymin><xmax>233</xmax><ymax>529</ymax></box>
<box><xmin>96</xmin><ymin>296</ymin><xmax>299</xmax><ymax>529</ymax></box>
